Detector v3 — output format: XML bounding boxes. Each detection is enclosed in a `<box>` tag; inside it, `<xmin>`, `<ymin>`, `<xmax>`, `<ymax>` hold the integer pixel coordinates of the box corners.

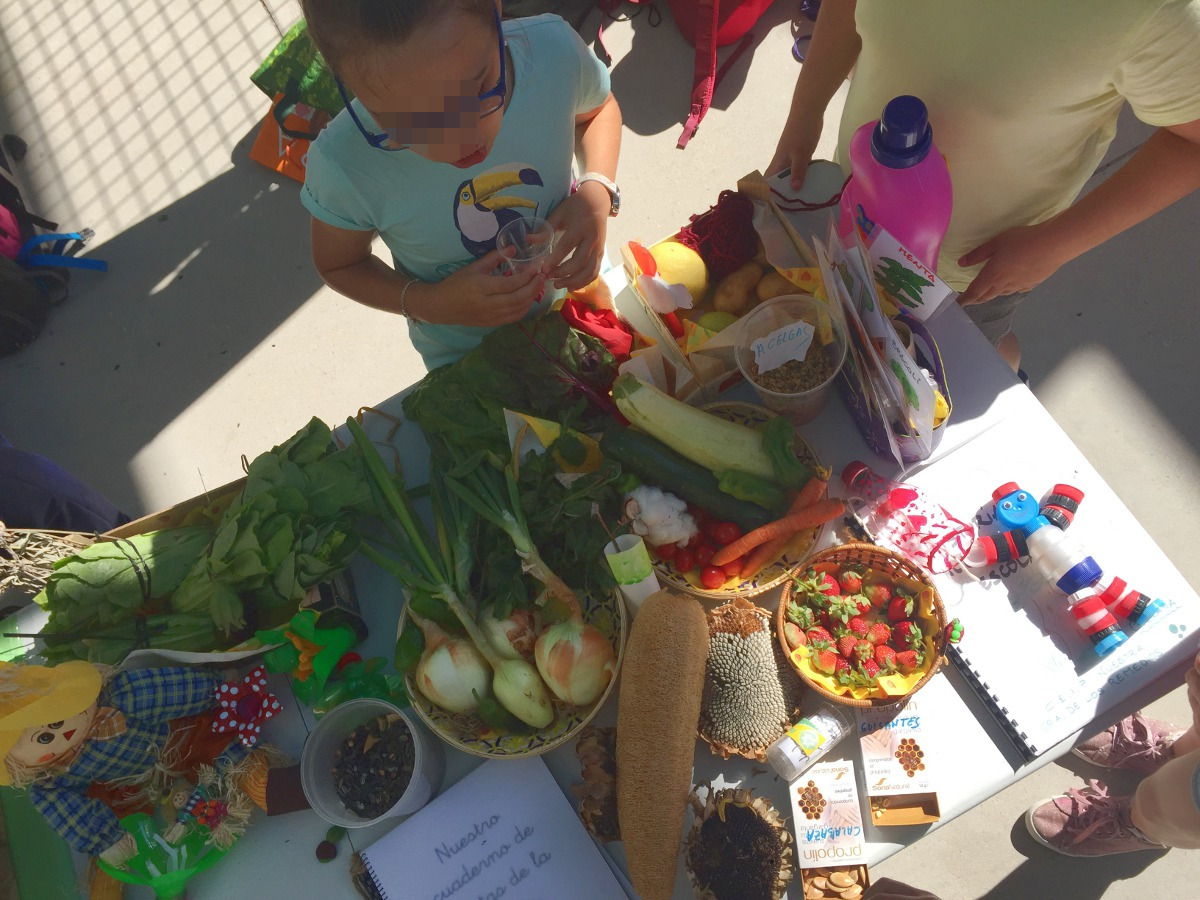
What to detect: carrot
<box><xmin>743</xmin><ymin>478</ymin><xmax>829</xmax><ymax>578</ymax></box>
<box><xmin>710</xmin><ymin>497</ymin><xmax>845</xmax><ymax>566</ymax></box>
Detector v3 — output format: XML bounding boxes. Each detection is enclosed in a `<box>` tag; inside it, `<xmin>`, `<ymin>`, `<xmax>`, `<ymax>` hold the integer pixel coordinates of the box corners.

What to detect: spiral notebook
<box><xmin>909</xmin><ymin>417</ymin><xmax>1200</xmax><ymax>764</ymax></box>
<box><xmin>356</xmin><ymin>756</ymin><xmax>627</xmax><ymax>900</ymax></box>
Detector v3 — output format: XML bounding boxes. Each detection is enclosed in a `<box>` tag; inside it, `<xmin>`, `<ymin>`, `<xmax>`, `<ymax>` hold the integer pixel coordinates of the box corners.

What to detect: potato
<box><xmin>752</xmin><ymin>237</ymin><xmax>769</xmax><ymax>267</ymax></box>
<box><xmin>755</xmin><ymin>269</ymin><xmax>796</xmax><ymax>303</ymax></box>
<box><xmin>712</xmin><ymin>261</ymin><xmax>762</xmax><ymax>314</ymax></box>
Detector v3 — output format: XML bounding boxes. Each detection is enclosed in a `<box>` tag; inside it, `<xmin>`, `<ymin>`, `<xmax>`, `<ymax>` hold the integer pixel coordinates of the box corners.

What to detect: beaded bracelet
<box><xmin>399</xmin><ymin>278</ymin><xmax>421</xmax><ymax>321</ymax></box>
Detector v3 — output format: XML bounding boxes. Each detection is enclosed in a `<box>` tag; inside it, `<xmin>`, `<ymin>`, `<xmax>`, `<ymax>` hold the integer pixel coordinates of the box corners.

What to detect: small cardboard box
<box><xmin>856</xmin><ymin>697</ymin><xmax>941</xmax><ymax>826</ymax></box>
<box><xmin>788</xmin><ymin>759</ymin><xmax>872</xmax><ymax>898</ymax></box>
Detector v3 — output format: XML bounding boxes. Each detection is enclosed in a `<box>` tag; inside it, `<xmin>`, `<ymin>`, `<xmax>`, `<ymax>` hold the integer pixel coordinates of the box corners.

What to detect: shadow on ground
<box><xmin>974</xmin><ymin>815</ymin><xmax>1166</xmax><ymax>900</ymax></box>
<box><xmin>0</xmin><ymin>124</ymin><xmax>320</xmax><ymax>512</ymax></box>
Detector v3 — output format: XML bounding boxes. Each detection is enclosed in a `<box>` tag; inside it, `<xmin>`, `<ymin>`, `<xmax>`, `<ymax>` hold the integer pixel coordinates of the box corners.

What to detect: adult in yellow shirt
<box><xmin>769</xmin><ymin>0</ymin><xmax>1200</xmax><ymax>371</ymax></box>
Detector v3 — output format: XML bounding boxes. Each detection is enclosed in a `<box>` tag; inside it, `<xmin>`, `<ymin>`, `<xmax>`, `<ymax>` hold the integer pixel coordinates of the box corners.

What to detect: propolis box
<box><xmin>856</xmin><ymin>697</ymin><xmax>941</xmax><ymax>826</ymax></box>
<box><xmin>788</xmin><ymin>759</ymin><xmax>872</xmax><ymax>898</ymax></box>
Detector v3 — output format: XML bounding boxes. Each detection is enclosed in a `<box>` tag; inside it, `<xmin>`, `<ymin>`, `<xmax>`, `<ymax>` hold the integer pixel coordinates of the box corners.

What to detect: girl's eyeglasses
<box><xmin>336</xmin><ymin>8</ymin><xmax>507</xmax><ymax>152</ymax></box>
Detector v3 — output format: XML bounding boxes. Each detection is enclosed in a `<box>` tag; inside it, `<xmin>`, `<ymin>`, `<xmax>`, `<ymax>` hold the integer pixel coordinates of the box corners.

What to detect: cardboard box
<box><xmin>788</xmin><ymin>759</ymin><xmax>872</xmax><ymax>898</ymax></box>
<box><xmin>856</xmin><ymin>697</ymin><xmax>941</xmax><ymax>826</ymax></box>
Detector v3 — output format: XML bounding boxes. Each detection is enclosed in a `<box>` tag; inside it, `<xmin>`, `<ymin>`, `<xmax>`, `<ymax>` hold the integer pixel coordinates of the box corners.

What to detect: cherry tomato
<box><xmin>700</xmin><ymin>565</ymin><xmax>727</xmax><ymax>590</ymax></box>
<box><xmin>674</xmin><ymin>548</ymin><xmax>696</xmax><ymax>572</ymax></box>
<box><xmin>711</xmin><ymin>521</ymin><xmax>742</xmax><ymax>546</ymax></box>
<box><xmin>654</xmin><ymin>542</ymin><xmax>678</xmax><ymax>561</ymax></box>
<box><xmin>690</xmin><ymin>507</ymin><xmax>712</xmax><ymax>532</ymax></box>
<box><xmin>722</xmin><ymin>558</ymin><xmax>744</xmax><ymax>579</ymax></box>
<box><xmin>694</xmin><ymin>543</ymin><xmax>715</xmax><ymax>568</ymax></box>
<box><xmin>685</xmin><ymin>532</ymin><xmax>703</xmax><ymax>551</ymax></box>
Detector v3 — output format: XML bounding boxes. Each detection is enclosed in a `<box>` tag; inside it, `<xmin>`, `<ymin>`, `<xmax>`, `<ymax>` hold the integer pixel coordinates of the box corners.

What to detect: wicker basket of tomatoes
<box><xmin>775</xmin><ymin>543</ymin><xmax>948</xmax><ymax>708</ymax></box>
<box><xmin>645</xmin><ymin>402</ymin><xmax>843</xmax><ymax>600</ymax></box>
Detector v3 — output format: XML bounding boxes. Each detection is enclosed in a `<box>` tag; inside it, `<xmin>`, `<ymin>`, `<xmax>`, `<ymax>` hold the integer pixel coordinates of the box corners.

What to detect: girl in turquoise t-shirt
<box><xmin>299</xmin><ymin>0</ymin><xmax>622</xmax><ymax>369</ymax></box>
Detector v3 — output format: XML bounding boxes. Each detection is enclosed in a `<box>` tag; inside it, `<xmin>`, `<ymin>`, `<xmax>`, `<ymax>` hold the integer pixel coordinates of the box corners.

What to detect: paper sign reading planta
<box><xmin>867</xmin><ymin>228</ymin><xmax>955</xmax><ymax>321</ymax></box>
<box><xmin>753</xmin><ymin>319</ymin><xmax>815</xmax><ymax>374</ymax></box>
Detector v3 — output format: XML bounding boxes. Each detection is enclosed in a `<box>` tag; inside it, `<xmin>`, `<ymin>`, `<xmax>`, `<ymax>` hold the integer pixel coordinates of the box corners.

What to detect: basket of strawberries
<box><xmin>774</xmin><ymin>543</ymin><xmax>948</xmax><ymax>708</ymax></box>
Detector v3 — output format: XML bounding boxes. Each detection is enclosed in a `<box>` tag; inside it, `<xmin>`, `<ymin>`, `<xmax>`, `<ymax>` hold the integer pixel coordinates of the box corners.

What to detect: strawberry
<box><xmin>826</xmin><ymin>594</ymin><xmax>860</xmax><ymax>625</ymax></box>
<box><xmin>837</xmin><ymin>568</ymin><xmax>864</xmax><ymax>594</ymax></box>
<box><xmin>864</xmin><ymin>582</ymin><xmax>893</xmax><ymax>609</ymax></box>
<box><xmin>852</xmin><ymin>640</ymin><xmax>874</xmax><ymax>663</ymax></box>
<box><xmin>860</xmin><ymin>658</ymin><xmax>881</xmax><ymax>681</ymax></box>
<box><xmin>786</xmin><ymin>601</ymin><xmax>816</xmax><ymax>631</ymax></box>
<box><xmin>805</xmin><ymin>626</ymin><xmax>834</xmax><ymax>647</ymax></box>
<box><xmin>818</xmin><ymin>610</ymin><xmax>834</xmax><ymax>631</ymax></box>
<box><xmin>944</xmin><ymin>618</ymin><xmax>965</xmax><ymax>644</ymax></box>
<box><xmin>886</xmin><ymin>594</ymin><xmax>914</xmax><ymax>623</ymax></box>
<box><xmin>853</xmin><ymin>594</ymin><xmax>873</xmax><ymax>616</ymax></box>
<box><xmin>813</xmin><ymin>647</ymin><xmax>839</xmax><ymax>674</ymax></box>
<box><xmin>873</xmin><ymin>644</ymin><xmax>897</xmax><ymax>671</ymax></box>
<box><xmin>793</xmin><ymin>569</ymin><xmax>841</xmax><ymax>606</ymax></box>
<box><xmin>837</xmin><ymin>634</ymin><xmax>859</xmax><ymax>658</ymax></box>
<box><xmin>783</xmin><ymin>621</ymin><xmax>807</xmax><ymax>650</ymax></box>
<box><xmin>866</xmin><ymin>622</ymin><xmax>892</xmax><ymax>645</ymax></box>
<box><xmin>895</xmin><ymin>648</ymin><xmax>925</xmax><ymax>673</ymax></box>
<box><xmin>846</xmin><ymin>616</ymin><xmax>870</xmax><ymax>639</ymax></box>
<box><xmin>834</xmin><ymin>656</ymin><xmax>853</xmax><ymax>679</ymax></box>
<box><xmin>893</xmin><ymin>620</ymin><xmax>923</xmax><ymax>649</ymax></box>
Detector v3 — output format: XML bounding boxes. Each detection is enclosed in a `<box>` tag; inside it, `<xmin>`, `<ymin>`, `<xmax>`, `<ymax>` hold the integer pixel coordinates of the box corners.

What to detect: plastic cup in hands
<box><xmin>735</xmin><ymin>294</ymin><xmax>849</xmax><ymax>426</ymax></box>
<box><xmin>496</xmin><ymin>216</ymin><xmax>556</xmax><ymax>278</ymax></box>
<box><xmin>301</xmin><ymin>698</ymin><xmax>443</xmax><ymax>828</ymax></box>
<box><xmin>603</xmin><ymin>533</ymin><xmax>660</xmax><ymax>619</ymax></box>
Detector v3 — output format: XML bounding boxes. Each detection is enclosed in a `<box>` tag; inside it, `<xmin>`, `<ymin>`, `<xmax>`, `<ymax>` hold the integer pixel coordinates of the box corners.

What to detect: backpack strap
<box><xmin>678</xmin><ymin>0</ymin><xmax>754</xmax><ymax>149</ymax></box>
<box><xmin>17</xmin><ymin>231</ymin><xmax>108</xmax><ymax>272</ymax></box>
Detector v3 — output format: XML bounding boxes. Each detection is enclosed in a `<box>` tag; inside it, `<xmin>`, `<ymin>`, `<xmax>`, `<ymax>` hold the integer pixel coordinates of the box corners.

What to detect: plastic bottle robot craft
<box><xmin>965</xmin><ymin>483</ymin><xmax>1165</xmax><ymax>657</ymax></box>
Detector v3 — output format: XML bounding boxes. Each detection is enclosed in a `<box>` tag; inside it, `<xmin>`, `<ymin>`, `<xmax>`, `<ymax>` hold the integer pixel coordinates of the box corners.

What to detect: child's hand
<box><xmin>545</xmin><ymin>183</ymin><xmax>611</xmax><ymax>291</ymax></box>
<box><xmin>410</xmin><ymin>250</ymin><xmax>546</xmax><ymax>327</ymax></box>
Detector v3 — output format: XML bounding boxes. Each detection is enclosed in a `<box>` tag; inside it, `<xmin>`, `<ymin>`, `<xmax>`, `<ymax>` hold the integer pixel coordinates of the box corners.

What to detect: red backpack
<box><xmin>668</xmin><ymin>0</ymin><xmax>775</xmax><ymax>147</ymax></box>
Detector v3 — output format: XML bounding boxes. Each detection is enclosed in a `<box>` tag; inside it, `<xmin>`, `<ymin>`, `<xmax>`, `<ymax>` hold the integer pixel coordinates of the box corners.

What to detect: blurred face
<box><xmin>342</xmin><ymin>7</ymin><xmax>507</xmax><ymax>166</ymax></box>
<box><xmin>7</xmin><ymin>705</ymin><xmax>97</xmax><ymax>768</ymax></box>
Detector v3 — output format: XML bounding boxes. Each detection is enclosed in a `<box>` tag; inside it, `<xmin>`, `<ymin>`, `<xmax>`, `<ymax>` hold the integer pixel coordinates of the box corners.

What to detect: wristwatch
<box><xmin>573</xmin><ymin>172</ymin><xmax>621</xmax><ymax>218</ymax></box>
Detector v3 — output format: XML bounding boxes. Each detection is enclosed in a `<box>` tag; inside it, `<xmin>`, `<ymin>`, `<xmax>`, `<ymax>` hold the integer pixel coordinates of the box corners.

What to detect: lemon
<box><xmin>649</xmin><ymin>240</ymin><xmax>709</xmax><ymax>304</ymax></box>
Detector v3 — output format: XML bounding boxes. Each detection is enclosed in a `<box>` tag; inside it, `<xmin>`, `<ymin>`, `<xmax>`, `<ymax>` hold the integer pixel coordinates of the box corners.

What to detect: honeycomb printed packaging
<box><xmin>788</xmin><ymin>760</ymin><xmax>872</xmax><ymax>899</ymax></box>
<box><xmin>856</xmin><ymin>697</ymin><xmax>941</xmax><ymax>826</ymax></box>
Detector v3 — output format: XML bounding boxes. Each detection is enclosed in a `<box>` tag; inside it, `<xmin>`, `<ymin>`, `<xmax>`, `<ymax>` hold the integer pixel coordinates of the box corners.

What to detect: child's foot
<box><xmin>1025</xmin><ymin>780</ymin><xmax>1166</xmax><ymax>857</ymax></box>
<box><xmin>1072</xmin><ymin>712</ymin><xmax>1184</xmax><ymax>773</ymax></box>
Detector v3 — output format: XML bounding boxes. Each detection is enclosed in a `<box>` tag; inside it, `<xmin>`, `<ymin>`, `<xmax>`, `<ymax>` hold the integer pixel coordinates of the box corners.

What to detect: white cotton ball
<box><xmin>625</xmin><ymin>486</ymin><xmax>699</xmax><ymax>547</ymax></box>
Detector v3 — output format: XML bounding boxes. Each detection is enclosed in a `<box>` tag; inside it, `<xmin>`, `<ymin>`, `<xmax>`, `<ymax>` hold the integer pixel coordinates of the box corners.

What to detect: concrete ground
<box><xmin>1</xmin><ymin>2</ymin><xmax>1196</xmax><ymax>897</ymax></box>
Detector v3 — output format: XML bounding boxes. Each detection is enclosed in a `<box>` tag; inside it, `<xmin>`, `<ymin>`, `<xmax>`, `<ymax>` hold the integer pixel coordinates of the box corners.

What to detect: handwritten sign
<box><xmin>753</xmin><ymin>318</ymin><xmax>815</xmax><ymax>375</ymax></box>
<box><xmin>358</xmin><ymin>757</ymin><xmax>626</xmax><ymax>900</ymax></box>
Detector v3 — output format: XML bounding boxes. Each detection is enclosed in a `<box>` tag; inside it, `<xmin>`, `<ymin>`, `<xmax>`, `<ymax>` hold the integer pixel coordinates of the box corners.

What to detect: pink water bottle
<box><xmin>837</xmin><ymin>95</ymin><xmax>953</xmax><ymax>269</ymax></box>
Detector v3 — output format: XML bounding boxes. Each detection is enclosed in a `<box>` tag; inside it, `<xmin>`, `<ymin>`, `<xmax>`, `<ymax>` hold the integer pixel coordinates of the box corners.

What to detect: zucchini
<box><xmin>611</xmin><ymin>374</ymin><xmax>778</xmax><ymax>481</ymax></box>
<box><xmin>599</xmin><ymin>426</ymin><xmax>774</xmax><ymax>533</ymax></box>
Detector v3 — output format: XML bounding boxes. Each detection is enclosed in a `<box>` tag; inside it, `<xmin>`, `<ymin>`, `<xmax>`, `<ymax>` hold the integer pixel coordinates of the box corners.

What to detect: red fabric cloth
<box><xmin>560</xmin><ymin>298</ymin><xmax>633</xmax><ymax>362</ymax></box>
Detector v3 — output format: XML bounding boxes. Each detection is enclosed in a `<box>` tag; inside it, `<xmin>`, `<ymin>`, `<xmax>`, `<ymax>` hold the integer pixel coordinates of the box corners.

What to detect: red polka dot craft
<box><xmin>211</xmin><ymin>665</ymin><xmax>282</xmax><ymax>748</ymax></box>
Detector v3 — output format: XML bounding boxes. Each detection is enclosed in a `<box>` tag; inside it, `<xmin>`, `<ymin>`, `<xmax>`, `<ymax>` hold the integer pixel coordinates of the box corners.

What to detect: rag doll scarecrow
<box><xmin>0</xmin><ymin>660</ymin><xmax>306</xmax><ymax>897</ymax></box>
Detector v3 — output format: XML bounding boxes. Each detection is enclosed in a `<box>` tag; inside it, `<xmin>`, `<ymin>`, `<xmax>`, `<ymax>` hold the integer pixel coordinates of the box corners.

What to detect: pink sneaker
<box><xmin>1072</xmin><ymin>712</ymin><xmax>1184</xmax><ymax>773</ymax></box>
<box><xmin>1025</xmin><ymin>780</ymin><xmax>1166</xmax><ymax>857</ymax></box>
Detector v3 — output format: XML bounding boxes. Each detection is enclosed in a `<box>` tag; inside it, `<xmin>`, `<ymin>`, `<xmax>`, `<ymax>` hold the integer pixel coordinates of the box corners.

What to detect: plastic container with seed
<box><xmin>765</xmin><ymin>703</ymin><xmax>853</xmax><ymax>782</ymax></box>
<box><xmin>735</xmin><ymin>295</ymin><xmax>849</xmax><ymax>425</ymax></box>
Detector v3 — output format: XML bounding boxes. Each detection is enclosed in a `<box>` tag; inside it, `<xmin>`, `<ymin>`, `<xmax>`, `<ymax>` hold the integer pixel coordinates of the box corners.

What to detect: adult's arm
<box><xmin>767</xmin><ymin>0</ymin><xmax>861</xmax><ymax>188</ymax></box>
<box><xmin>957</xmin><ymin>119</ymin><xmax>1200</xmax><ymax>305</ymax></box>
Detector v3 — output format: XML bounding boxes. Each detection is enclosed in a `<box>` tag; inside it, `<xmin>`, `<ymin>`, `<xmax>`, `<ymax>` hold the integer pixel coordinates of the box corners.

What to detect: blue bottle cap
<box><xmin>1134</xmin><ymin>598</ymin><xmax>1165</xmax><ymax>626</ymax></box>
<box><xmin>1056</xmin><ymin>557</ymin><xmax>1103</xmax><ymax>595</ymax></box>
<box><xmin>871</xmin><ymin>96</ymin><xmax>934</xmax><ymax>169</ymax></box>
<box><xmin>1094</xmin><ymin>631</ymin><xmax>1126</xmax><ymax>657</ymax></box>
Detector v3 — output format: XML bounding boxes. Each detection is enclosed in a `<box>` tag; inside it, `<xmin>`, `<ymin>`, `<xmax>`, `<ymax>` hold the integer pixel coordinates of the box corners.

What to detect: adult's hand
<box><xmin>957</xmin><ymin>222</ymin><xmax>1068</xmax><ymax>306</ymax></box>
<box><xmin>767</xmin><ymin>112</ymin><xmax>823</xmax><ymax>190</ymax></box>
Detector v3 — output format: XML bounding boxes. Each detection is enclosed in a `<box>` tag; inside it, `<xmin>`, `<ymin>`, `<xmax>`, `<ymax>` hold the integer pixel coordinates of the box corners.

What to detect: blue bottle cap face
<box><xmin>871</xmin><ymin>95</ymin><xmax>934</xmax><ymax>169</ymax></box>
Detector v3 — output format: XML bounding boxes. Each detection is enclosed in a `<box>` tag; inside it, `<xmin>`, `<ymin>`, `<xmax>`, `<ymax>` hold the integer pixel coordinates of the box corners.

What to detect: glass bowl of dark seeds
<box><xmin>735</xmin><ymin>294</ymin><xmax>849</xmax><ymax>426</ymax></box>
<box><xmin>301</xmin><ymin>698</ymin><xmax>444</xmax><ymax>827</ymax></box>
